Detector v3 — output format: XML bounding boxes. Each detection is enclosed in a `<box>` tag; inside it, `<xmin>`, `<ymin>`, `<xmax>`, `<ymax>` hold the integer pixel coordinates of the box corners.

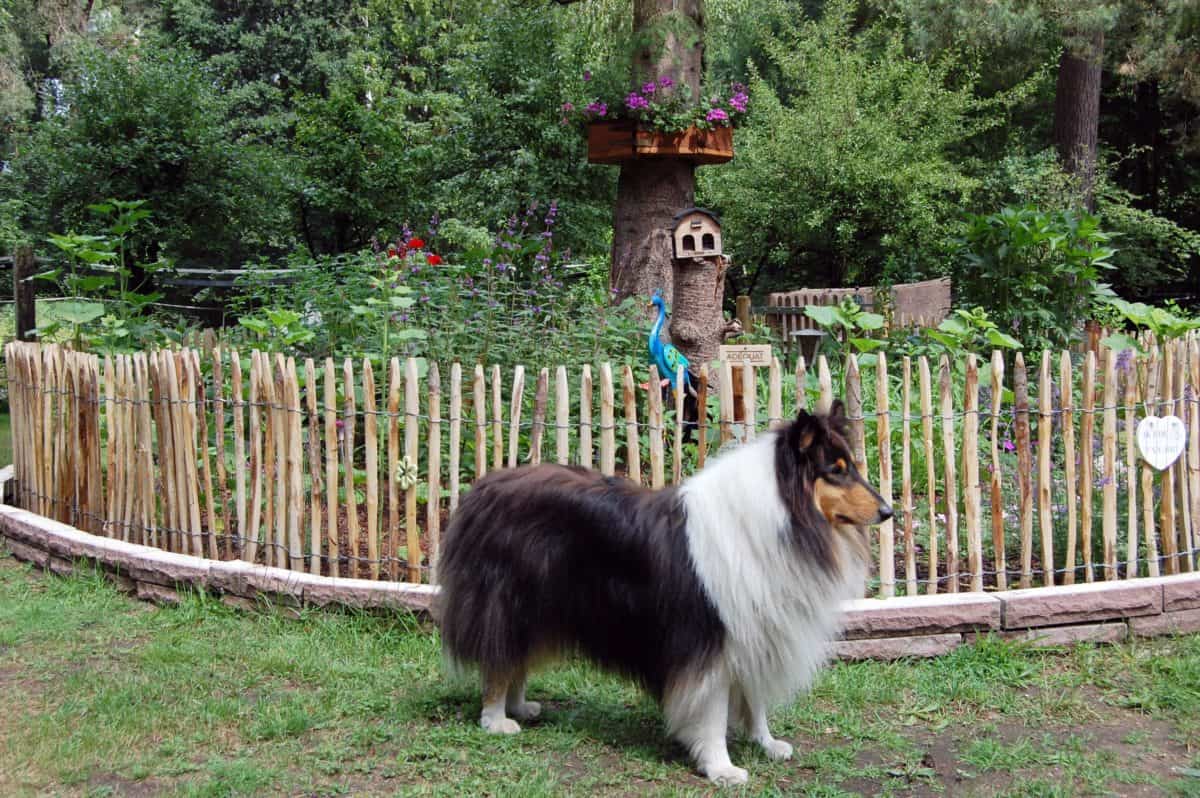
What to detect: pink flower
<box><xmin>626</xmin><ymin>93</ymin><xmax>650</xmax><ymax>111</ymax></box>
<box><xmin>658</xmin><ymin>76</ymin><xmax>674</xmax><ymax>89</ymax></box>
<box><xmin>642</xmin><ymin>81</ymin><xmax>657</xmax><ymax>95</ymax></box>
<box><xmin>706</xmin><ymin>107</ymin><xmax>729</xmax><ymax>123</ymax></box>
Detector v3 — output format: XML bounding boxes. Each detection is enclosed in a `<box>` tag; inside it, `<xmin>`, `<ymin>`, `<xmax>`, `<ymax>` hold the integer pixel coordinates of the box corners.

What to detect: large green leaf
<box><xmin>54</xmin><ymin>300</ymin><xmax>106</xmax><ymax>326</ymax></box>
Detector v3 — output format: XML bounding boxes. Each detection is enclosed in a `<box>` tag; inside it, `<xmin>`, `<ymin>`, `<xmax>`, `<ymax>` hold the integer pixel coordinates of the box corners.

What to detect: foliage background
<box><xmin>0</xmin><ymin>0</ymin><xmax>1196</xmax><ymax>324</ymax></box>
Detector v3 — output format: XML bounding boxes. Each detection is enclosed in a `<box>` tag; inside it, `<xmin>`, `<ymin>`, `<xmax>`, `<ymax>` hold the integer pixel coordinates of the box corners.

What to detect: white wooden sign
<box><xmin>1136</xmin><ymin>415</ymin><xmax>1187</xmax><ymax>471</ymax></box>
<box><xmin>719</xmin><ymin>344</ymin><xmax>772</xmax><ymax>367</ymax></box>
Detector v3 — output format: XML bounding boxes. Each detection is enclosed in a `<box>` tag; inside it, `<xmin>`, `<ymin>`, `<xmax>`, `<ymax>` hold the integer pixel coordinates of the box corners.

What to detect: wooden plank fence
<box><xmin>5</xmin><ymin>338</ymin><xmax>1199</xmax><ymax>595</ymax></box>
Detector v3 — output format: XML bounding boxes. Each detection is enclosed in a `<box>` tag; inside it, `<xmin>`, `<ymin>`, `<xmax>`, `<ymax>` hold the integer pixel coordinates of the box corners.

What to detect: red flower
<box><xmin>426</xmin><ymin>253</ymin><xmax>443</xmax><ymax>266</ymax></box>
<box><xmin>408</xmin><ymin>237</ymin><xmax>425</xmax><ymax>250</ymax></box>
<box><xmin>387</xmin><ymin>245</ymin><xmax>398</xmax><ymax>259</ymax></box>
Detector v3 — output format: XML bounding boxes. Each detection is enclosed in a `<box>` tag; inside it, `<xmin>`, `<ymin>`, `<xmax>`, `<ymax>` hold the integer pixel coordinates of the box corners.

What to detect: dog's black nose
<box><xmin>876</xmin><ymin>505</ymin><xmax>894</xmax><ymax>523</ymax></box>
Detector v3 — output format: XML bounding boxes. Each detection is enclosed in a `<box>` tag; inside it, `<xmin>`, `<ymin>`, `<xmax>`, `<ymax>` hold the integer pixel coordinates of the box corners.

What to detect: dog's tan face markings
<box><xmin>806</xmin><ymin>438</ymin><xmax>891</xmax><ymax>528</ymax></box>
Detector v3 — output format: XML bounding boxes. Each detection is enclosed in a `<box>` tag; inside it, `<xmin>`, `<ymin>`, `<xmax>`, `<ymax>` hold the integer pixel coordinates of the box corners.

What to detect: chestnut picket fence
<box><xmin>5</xmin><ymin>337</ymin><xmax>1198</xmax><ymax>596</ymax></box>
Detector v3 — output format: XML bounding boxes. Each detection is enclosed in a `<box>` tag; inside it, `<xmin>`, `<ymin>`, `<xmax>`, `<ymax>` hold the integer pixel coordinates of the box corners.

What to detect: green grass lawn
<box><xmin>1</xmin><ymin>552</ymin><xmax>1198</xmax><ymax>797</ymax></box>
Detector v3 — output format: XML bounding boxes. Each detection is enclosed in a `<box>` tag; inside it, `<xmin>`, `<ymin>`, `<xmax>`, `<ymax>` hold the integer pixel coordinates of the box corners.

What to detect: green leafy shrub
<box><xmin>954</xmin><ymin>205</ymin><xmax>1116</xmax><ymax>351</ymax></box>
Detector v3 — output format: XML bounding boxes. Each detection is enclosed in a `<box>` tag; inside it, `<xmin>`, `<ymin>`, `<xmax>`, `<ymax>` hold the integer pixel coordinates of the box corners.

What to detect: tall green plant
<box><xmin>955</xmin><ymin>205</ymin><xmax>1116</xmax><ymax>350</ymax></box>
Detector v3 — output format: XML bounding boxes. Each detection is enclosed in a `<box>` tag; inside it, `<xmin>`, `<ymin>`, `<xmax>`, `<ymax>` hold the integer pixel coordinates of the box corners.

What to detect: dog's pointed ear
<box><xmin>791</xmin><ymin>408</ymin><xmax>819</xmax><ymax>451</ymax></box>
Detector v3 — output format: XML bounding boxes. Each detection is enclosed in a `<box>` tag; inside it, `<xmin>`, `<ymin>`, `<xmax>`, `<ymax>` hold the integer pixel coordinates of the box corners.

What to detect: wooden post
<box><xmin>363</xmin><ymin>359</ymin><xmax>380</xmax><ymax>579</ymax></box>
<box><xmin>902</xmin><ymin>356</ymin><xmax>917</xmax><ymax>595</ymax></box>
<box><xmin>14</xmin><ymin>246</ymin><xmax>36</xmax><ymax>342</ymax></box>
<box><xmin>1014</xmin><ymin>353</ymin><xmax>1033</xmax><ymax>588</ymax></box>
<box><xmin>580</xmin><ymin>365</ymin><xmax>594</xmax><ymax>470</ymax></box>
<box><xmin>648</xmin><ymin>366</ymin><xmax>665</xmax><ymax>489</ymax></box>
<box><xmin>939</xmin><ymin>355</ymin><xmax>959</xmax><ymax>592</ymax></box>
<box><xmin>963</xmin><ymin>354</ymin><xmax>982</xmax><ymax>592</ymax></box>
<box><xmin>876</xmin><ymin>353</ymin><xmax>894</xmax><ymax>597</ymax></box>
<box><xmin>427</xmin><ymin>363</ymin><xmax>442</xmax><ymax>577</ymax></box>
<box><xmin>1037</xmin><ymin>352</ymin><xmax>1055</xmax><ymax>587</ymax></box>
<box><xmin>1061</xmin><ymin>352</ymin><xmax>1077</xmax><ymax>585</ymax></box>
<box><xmin>530</xmin><ymin>368</ymin><xmax>548</xmax><ymax>465</ymax></box>
<box><xmin>918</xmin><ymin>356</ymin><xmax>937</xmax><ymax>593</ymax></box>
<box><xmin>1102</xmin><ymin>348</ymin><xmax>1119</xmax><ymax>580</ymax></box>
<box><xmin>1123</xmin><ymin>351</ymin><xmax>1140</xmax><ymax>578</ymax></box>
<box><xmin>1080</xmin><ymin>352</ymin><xmax>1097</xmax><ymax>582</ymax></box>
<box><xmin>622</xmin><ymin>365</ymin><xmax>641</xmax><ymax>484</ymax></box>
<box><xmin>404</xmin><ymin>357</ymin><xmax>421</xmax><ymax>582</ymax></box>
<box><xmin>735</xmin><ymin>294</ymin><xmax>751</xmax><ymax>333</ymax></box>
<box><xmin>990</xmin><ymin>351</ymin><xmax>1007</xmax><ymax>590</ymax></box>
<box><xmin>1141</xmin><ymin>348</ymin><xmax>1160</xmax><ymax>577</ymax></box>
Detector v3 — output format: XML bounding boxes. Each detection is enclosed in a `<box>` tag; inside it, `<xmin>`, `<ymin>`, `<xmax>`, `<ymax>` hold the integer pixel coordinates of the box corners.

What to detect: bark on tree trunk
<box><xmin>1053</xmin><ymin>29</ymin><xmax>1104</xmax><ymax>211</ymax></box>
<box><xmin>609</xmin><ymin>0</ymin><xmax>705</xmax><ymax>304</ymax></box>
<box><xmin>610</xmin><ymin>161</ymin><xmax>694</xmax><ymax>303</ymax></box>
<box><xmin>670</xmin><ymin>255</ymin><xmax>727</xmax><ymax>373</ymax></box>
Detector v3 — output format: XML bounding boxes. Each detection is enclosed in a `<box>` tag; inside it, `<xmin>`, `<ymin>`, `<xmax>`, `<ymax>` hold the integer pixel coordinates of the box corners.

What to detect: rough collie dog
<box><xmin>435</xmin><ymin>401</ymin><xmax>891</xmax><ymax>786</ymax></box>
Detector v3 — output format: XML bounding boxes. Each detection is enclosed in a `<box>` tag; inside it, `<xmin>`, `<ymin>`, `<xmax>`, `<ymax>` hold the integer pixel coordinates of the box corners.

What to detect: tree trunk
<box><xmin>609</xmin><ymin>0</ymin><xmax>705</xmax><ymax>304</ymax></box>
<box><xmin>670</xmin><ymin>255</ymin><xmax>727</xmax><ymax>372</ymax></box>
<box><xmin>1053</xmin><ymin>29</ymin><xmax>1104</xmax><ymax>211</ymax></box>
<box><xmin>610</xmin><ymin>161</ymin><xmax>695</xmax><ymax>303</ymax></box>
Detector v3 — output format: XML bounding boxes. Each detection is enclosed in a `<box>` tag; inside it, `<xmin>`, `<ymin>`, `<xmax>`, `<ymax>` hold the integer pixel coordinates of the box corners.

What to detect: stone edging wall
<box><xmin>2</xmin><ymin>503</ymin><xmax>1199</xmax><ymax>660</ymax></box>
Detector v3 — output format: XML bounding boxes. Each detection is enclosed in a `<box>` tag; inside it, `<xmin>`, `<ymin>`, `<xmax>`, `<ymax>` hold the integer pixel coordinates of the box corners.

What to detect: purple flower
<box><xmin>497</xmin><ymin>262</ymin><xmax>509</xmax><ymax>273</ymax></box>
<box><xmin>583</xmin><ymin>70</ymin><xmax>592</xmax><ymax>82</ymax></box>
<box><xmin>706</xmin><ymin>107</ymin><xmax>729</xmax><ymax>123</ymax></box>
<box><xmin>561</xmin><ymin>102</ymin><xmax>574</xmax><ymax>112</ymax></box>
<box><xmin>658</xmin><ymin>76</ymin><xmax>674</xmax><ymax>89</ymax></box>
<box><xmin>1116</xmin><ymin>348</ymin><xmax>1134</xmax><ymax>375</ymax></box>
<box><xmin>586</xmin><ymin>101</ymin><xmax>608</xmax><ymax>117</ymax></box>
<box><xmin>729</xmin><ymin>91</ymin><xmax>749</xmax><ymax>113</ymax></box>
<box><xmin>642</xmin><ymin>81</ymin><xmax>657</xmax><ymax>95</ymax></box>
<box><xmin>1002</xmin><ymin>438</ymin><xmax>1015</xmax><ymax>452</ymax></box>
<box><xmin>626</xmin><ymin>93</ymin><xmax>650</xmax><ymax>111</ymax></box>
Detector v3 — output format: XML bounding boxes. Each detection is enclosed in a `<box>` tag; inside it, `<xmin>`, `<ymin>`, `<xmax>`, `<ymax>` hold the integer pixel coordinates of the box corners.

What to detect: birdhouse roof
<box><xmin>670</xmin><ymin>207</ymin><xmax>721</xmax><ymax>226</ymax></box>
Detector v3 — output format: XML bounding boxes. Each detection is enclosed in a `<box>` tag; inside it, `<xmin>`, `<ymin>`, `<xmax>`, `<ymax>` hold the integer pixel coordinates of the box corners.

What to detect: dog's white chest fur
<box><xmin>679</xmin><ymin>434</ymin><xmax>867</xmax><ymax>709</ymax></box>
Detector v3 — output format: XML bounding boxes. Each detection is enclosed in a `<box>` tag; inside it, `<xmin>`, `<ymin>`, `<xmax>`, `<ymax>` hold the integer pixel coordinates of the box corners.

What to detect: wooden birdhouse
<box><xmin>671</xmin><ymin>208</ymin><xmax>722</xmax><ymax>260</ymax></box>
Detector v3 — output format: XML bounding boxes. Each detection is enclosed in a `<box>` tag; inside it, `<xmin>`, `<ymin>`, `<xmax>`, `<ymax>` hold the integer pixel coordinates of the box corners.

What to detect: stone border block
<box><xmin>1000</xmin><ymin>581</ymin><xmax>1161</xmax><ymax>629</ymax></box>
<box><xmin>1157</xmin><ymin>573</ymin><xmax>1200</xmax><ymax>612</ymax></box>
<box><xmin>48</xmin><ymin>556</ymin><xmax>75</xmax><ymax>578</ymax></box>
<box><xmin>833</xmin><ymin>633</ymin><xmax>962</xmax><ymax>661</ymax></box>
<box><xmin>1130</xmin><ymin>608</ymin><xmax>1200</xmax><ymax>637</ymax></box>
<box><xmin>1003</xmin><ymin>622</ymin><xmax>1128</xmax><ymax>646</ymax></box>
<box><xmin>2</xmin><ymin>537</ymin><xmax>49</xmax><ymax>567</ymax></box>
<box><xmin>207</xmin><ymin>559</ymin><xmax>306</xmax><ymax>604</ymax></box>
<box><xmin>841</xmin><ymin>593</ymin><xmax>1001</xmax><ymax>639</ymax></box>
<box><xmin>122</xmin><ymin>548</ymin><xmax>212</xmax><ymax>588</ymax></box>
<box><xmin>136</xmin><ymin>582</ymin><xmax>180</xmax><ymax>605</ymax></box>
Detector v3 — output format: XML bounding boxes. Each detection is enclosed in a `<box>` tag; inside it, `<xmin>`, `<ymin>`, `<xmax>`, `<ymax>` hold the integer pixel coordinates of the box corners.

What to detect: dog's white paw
<box><xmin>760</xmin><ymin>738</ymin><xmax>793</xmax><ymax>761</ymax></box>
<box><xmin>704</xmin><ymin>764</ymin><xmax>748</xmax><ymax>787</ymax></box>
<box><xmin>481</xmin><ymin>716</ymin><xmax>522</xmax><ymax>735</ymax></box>
<box><xmin>508</xmin><ymin>700</ymin><xmax>541</xmax><ymax>721</ymax></box>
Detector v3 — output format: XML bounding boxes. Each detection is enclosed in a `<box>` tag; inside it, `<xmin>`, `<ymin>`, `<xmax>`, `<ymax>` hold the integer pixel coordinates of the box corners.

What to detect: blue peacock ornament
<box><xmin>648</xmin><ymin>290</ymin><xmax>701</xmax><ymax>438</ymax></box>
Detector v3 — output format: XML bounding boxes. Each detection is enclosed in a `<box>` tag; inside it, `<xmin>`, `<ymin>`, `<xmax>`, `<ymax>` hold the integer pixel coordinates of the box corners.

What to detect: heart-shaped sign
<box><xmin>1137</xmin><ymin>415</ymin><xmax>1187</xmax><ymax>471</ymax></box>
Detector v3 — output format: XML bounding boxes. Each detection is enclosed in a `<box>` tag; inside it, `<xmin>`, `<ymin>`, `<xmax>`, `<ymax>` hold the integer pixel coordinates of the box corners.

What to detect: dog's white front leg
<box><xmin>665</xmin><ymin>666</ymin><xmax>748</xmax><ymax>786</ymax></box>
<box><xmin>746</xmin><ymin>697</ymin><xmax>793</xmax><ymax>761</ymax></box>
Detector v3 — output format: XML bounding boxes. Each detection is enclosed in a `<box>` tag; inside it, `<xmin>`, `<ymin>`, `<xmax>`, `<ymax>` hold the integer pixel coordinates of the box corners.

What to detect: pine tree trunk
<box><xmin>609</xmin><ymin>0</ymin><xmax>705</xmax><ymax>304</ymax></box>
<box><xmin>1053</xmin><ymin>29</ymin><xmax>1104</xmax><ymax>211</ymax></box>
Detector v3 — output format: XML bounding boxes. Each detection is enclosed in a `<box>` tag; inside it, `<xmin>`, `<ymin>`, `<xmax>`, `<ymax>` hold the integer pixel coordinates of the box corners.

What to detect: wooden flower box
<box><xmin>587</xmin><ymin>121</ymin><xmax>734</xmax><ymax>165</ymax></box>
